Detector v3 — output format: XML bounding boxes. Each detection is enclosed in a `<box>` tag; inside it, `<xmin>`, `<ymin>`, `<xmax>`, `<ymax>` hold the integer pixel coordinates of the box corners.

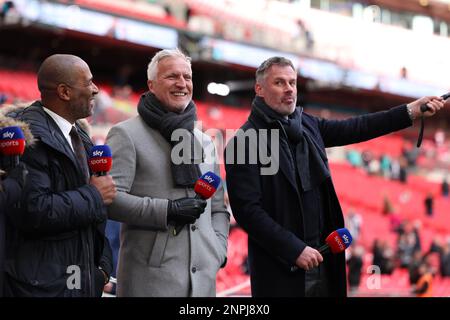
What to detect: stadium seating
<box><xmin>0</xmin><ymin>69</ymin><xmax>40</xmax><ymax>102</ymax></box>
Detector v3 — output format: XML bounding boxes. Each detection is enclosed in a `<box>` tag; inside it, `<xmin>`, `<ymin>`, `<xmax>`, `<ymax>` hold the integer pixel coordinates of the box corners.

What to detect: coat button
<box><xmin>191</xmin><ymin>225</ymin><xmax>197</xmax><ymax>231</ymax></box>
<box><xmin>191</xmin><ymin>266</ymin><xmax>197</xmax><ymax>273</ymax></box>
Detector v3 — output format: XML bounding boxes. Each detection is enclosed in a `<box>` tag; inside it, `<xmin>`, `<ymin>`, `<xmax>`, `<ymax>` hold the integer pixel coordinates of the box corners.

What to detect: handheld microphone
<box><xmin>88</xmin><ymin>145</ymin><xmax>112</xmax><ymax>176</ymax></box>
<box><xmin>194</xmin><ymin>171</ymin><xmax>221</xmax><ymax>200</ymax></box>
<box><xmin>318</xmin><ymin>228</ymin><xmax>353</xmax><ymax>254</ymax></box>
<box><xmin>174</xmin><ymin>171</ymin><xmax>221</xmax><ymax>235</ymax></box>
<box><xmin>0</xmin><ymin>126</ymin><xmax>26</xmax><ymax>169</ymax></box>
<box><xmin>420</xmin><ymin>93</ymin><xmax>450</xmax><ymax>113</ymax></box>
<box><xmin>417</xmin><ymin>93</ymin><xmax>450</xmax><ymax>147</ymax></box>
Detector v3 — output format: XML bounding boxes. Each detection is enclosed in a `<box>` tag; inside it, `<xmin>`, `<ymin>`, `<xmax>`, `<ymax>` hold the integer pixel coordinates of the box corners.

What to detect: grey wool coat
<box><xmin>106</xmin><ymin>115</ymin><xmax>230</xmax><ymax>297</ymax></box>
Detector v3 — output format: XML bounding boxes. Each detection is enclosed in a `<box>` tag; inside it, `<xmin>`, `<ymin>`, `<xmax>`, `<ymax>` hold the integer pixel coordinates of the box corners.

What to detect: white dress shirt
<box><xmin>42</xmin><ymin>107</ymin><xmax>75</xmax><ymax>152</ymax></box>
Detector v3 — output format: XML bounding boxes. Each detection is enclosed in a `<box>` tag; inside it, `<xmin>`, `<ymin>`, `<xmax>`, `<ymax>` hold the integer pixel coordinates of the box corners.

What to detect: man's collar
<box><xmin>42</xmin><ymin>107</ymin><xmax>73</xmax><ymax>138</ymax></box>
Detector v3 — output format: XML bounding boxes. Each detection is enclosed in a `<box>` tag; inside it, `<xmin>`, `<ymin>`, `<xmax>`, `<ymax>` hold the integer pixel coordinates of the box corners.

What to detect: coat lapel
<box><xmin>28</xmin><ymin>105</ymin><xmax>86</xmax><ymax>181</ymax></box>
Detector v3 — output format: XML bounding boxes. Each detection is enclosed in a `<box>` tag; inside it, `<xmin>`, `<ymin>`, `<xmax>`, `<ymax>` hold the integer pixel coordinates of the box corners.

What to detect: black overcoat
<box><xmin>225</xmin><ymin>104</ymin><xmax>412</xmax><ymax>296</ymax></box>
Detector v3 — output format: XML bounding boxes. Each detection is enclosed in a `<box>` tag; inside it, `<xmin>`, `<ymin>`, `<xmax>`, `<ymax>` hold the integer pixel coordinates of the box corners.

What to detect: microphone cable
<box><xmin>417</xmin><ymin>93</ymin><xmax>450</xmax><ymax>148</ymax></box>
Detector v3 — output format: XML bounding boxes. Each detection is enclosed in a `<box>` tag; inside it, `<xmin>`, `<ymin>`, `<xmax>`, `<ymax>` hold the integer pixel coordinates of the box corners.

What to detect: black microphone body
<box><xmin>420</xmin><ymin>93</ymin><xmax>450</xmax><ymax>112</ymax></box>
<box><xmin>318</xmin><ymin>243</ymin><xmax>329</xmax><ymax>254</ymax></box>
<box><xmin>417</xmin><ymin>93</ymin><xmax>450</xmax><ymax>147</ymax></box>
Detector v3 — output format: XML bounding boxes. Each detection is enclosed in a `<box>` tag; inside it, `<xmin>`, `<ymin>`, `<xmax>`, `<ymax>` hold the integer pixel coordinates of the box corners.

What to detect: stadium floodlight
<box><xmin>207</xmin><ymin>82</ymin><xmax>230</xmax><ymax>96</ymax></box>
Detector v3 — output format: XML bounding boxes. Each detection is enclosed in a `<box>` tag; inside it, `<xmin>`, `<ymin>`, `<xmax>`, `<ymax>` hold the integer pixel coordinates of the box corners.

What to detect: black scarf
<box><xmin>251</xmin><ymin>96</ymin><xmax>330</xmax><ymax>192</ymax></box>
<box><xmin>137</xmin><ymin>92</ymin><xmax>202</xmax><ymax>187</ymax></box>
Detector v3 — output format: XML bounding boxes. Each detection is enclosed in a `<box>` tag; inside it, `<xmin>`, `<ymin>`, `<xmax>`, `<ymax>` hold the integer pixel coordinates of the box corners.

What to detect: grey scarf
<box><xmin>251</xmin><ymin>96</ymin><xmax>330</xmax><ymax>192</ymax></box>
<box><xmin>137</xmin><ymin>92</ymin><xmax>202</xmax><ymax>187</ymax></box>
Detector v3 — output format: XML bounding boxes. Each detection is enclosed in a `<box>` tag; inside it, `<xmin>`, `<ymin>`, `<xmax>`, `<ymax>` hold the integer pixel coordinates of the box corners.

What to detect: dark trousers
<box><xmin>305</xmin><ymin>263</ymin><xmax>330</xmax><ymax>297</ymax></box>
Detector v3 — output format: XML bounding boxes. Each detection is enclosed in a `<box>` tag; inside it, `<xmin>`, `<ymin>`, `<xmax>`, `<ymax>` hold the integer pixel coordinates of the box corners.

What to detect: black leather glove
<box><xmin>167</xmin><ymin>197</ymin><xmax>207</xmax><ymax>225</ymax></box>
<box><xmin>5</xmin><ymin>163</ymin><xmax>28</xmax><ymax>188</ymax></box>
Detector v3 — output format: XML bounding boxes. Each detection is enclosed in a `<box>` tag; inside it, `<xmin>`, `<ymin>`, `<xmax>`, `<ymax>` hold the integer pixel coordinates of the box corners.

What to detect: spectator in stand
<box><xmin>347</xmin><ymin>246</ymin><xmax>364</xmax><ymax>293</ymax></box>
<box><xmin>367</xmin><ymin>158</ymin><xmax>380</xmax><ymax>176</ymax></box>
<box><xmin>389</xmin><ymin>211</ymin><xmax>402</xmax><ymax>233</ymax></box>
<box><xmin>372</xmin><ymin>239</ymin><xmax>383</xmax><ymax>267</ymax></box>
<box><xmin>397</xmin><ymin>223</ymin><xmax>421</xmax><ymax>268</ymax></box>
<box><xmin>428</xmin><ymin>236</ymin><xmax>443</xmax><ymax>255</ymax></box>
<box><xmin>372</xmin><ymin>239</ymin><xmax>395</xmax><ymax>275</ymax></box>
<box><xmin>412</xmin><ymin>262</ymin><xmax>434</xmax><ymax>297</ymax></box>
<box><xmin>439</xmin><ymin>239</ymin><xmax>450</xmax><ymax>277</ymax></box>
<box><xmin>361</xmin><ymin>150</ymin><xmax>373</xmax><ymax>170</ymax></box>
<box><xmin>92</xmin><ymin>89</ymin><xmax>112</xmax><ymax>125</ymax></box>
<box><xmin>242</xmin><ymin>255</ymin><xmax>250</xmax><ymax>275</ymax></box>
<box><xmin>0</xmin><ymin>1</ymin><xmax>14</xmax><ymax>23</ymax></box>
<box><xmin>382</xmin><ymin>191</ymin><xmax>395</xmax><ymax>216</ymax></box>
<box><xmin>441</xmin><ymin>175</ymin><xmax>449</xmax><ymax>198</ymax></box>
<box><xmin>424</xmin><ymin>192</ymin><xmax>434</xmax><ymax>217</ymax></box>
<box><xmin>398</xmin><ymin>157</ymin><xmax>408</xmax><ymax>183</ymax></box>
<box><xmin>0</xmin><ymin>93</ymin><xmax>7</xmax><ymax>106</ymax></box>
<box><xmin>390</xmin><ymin>157</ymin><xmax>401</xmax><ymax>180</ymax></box>
<box><xmin>434</xmin><ymin>129</ymin><xmax>445</xmax><ymax>147</ymax></box>
<box><xmin>112</xmin><ymin>84</ymin><xmax>132</xmax><ymax>101</ymax></box>
<box><xmin>402</xmin><ymin>142</ymin><xmax>419</xmax><ymax>169</ymax></box>
<box><xmin>412</xmin><ymin>220</ymin><xmax>422</xmax><ymax>252</ymax></box>
<box><xmin>408</xmin><ymin>251</ymin><xmax>423</xmax><ymax>285</ymax></box>
<box><xmin>379</xmin><ymin>154</ymin><xmax>391</xmax><ymax>178</ymax></box>
<box><xmin>345</xmin><ymin>209</ymin><xmax>362</xmax><ymax>244</ymax></box>
<box><xmin>346</xmin><ymin>149</ymin><xmax>362</xmax><ymax>167</ymax></box>
<box><xmin>400</xmin><ymin>66</ymin><xmax>408</xmax><ymax>79</ymax></box>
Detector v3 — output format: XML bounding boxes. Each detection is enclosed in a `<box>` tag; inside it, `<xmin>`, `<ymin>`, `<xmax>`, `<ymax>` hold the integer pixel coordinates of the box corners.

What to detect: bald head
<box><xmin>36</xmin><ymin>54</ymin><xmax>99</xmax><ymax>123</ymax></box>
<box><xmin>37</xmin><ymin>54</ymin><xmax>88</xmax><ymax>93</ymax></box>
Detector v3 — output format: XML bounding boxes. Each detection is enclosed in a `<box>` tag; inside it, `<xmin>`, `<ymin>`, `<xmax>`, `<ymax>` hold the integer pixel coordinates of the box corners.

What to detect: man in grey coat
<box><xmin>106</xmin><ymin>48</ymin><xmax>230</xmax><ymax>297</ymax></box>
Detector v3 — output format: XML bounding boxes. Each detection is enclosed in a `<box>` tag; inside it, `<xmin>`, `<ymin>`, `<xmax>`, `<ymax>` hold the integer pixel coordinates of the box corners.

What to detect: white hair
<box><xmin>147</xmin><ymin>48</ymin><xmax>191</xmax><ymax>81</ymax></box>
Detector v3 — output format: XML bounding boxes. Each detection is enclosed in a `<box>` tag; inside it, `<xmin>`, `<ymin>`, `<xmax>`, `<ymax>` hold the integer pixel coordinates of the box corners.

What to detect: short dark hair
<box><xmin>255</xmin><ymin>57</ymin><xmax>295</xmax><ymax>83</ymax></box>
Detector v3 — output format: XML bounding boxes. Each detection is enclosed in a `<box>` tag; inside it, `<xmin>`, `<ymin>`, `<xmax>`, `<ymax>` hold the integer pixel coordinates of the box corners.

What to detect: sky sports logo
<box><xmin>202</xmin><ymin>174</ymin><xmax>215</xmax><ymax>185</ymax></box>
<box><xmin>1</xmin><ymin>130</ymin><xmax>16</xmax><ymax>139</ymax></box>
<box><xmin>334</xmin><ymin>235</ymin><xmax>345</xmax><ymax>251</ymax></box>
<box><xmin>92</xmin><ymin>150</ymin><xmax>104</xmax><ymax>157</ymax></box>
<box><xmin>342</xmin><ymin>234</ymin><xmax>350</xmax><ymax>244</ymax></box>
<box><xmin>197</xmin><ymin>180</ymin><xmax>213</xmax><ymax>192</ymax></box>
<box><xmin>0</xmin><ymin>140</ymin><xmax>20</xmax><ymax>147</ymax></box>
<box><xmin>0</xmin><ymin>127</ymin><xmax>25</xmax><ymax>156</ymax></box>
<box><xmin>89</xmin><ymin>158</ymin><xmax>109</xmax><ymax>165</ymax></box>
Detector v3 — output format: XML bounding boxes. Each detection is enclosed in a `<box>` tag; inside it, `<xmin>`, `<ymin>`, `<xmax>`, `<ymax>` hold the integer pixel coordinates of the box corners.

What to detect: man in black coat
<box><xmin>0</xmin><ymin>164</ymin><xmax>27</xmax><ymax>297</ymax></box>
<box><xmin>0</xmin><ymin>112</ymin><xmax>33</xmax><ymax>297</ymax></box>
<box><xmin>3</xmin><ymin>54</ymin><xmax>117</xmax><ymax>297</ymax></box>
<box><xmin>224</xmin><ymin>57</ymin><xmax>445</xmax><ymax>297</ymax></box>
